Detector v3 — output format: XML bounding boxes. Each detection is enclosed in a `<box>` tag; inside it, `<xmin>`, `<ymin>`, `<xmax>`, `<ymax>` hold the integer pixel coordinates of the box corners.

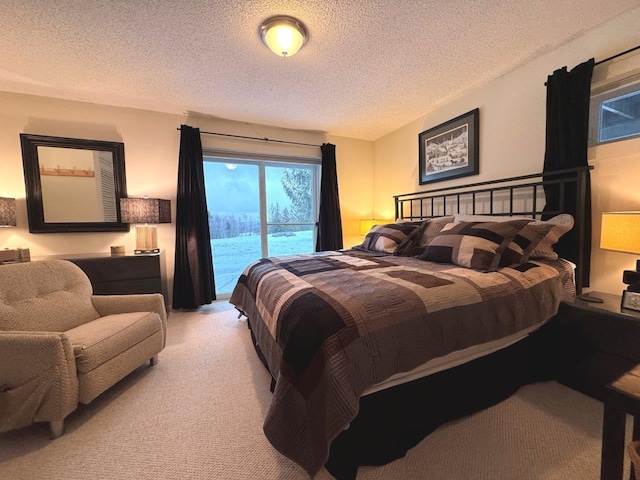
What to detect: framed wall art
<box><xmin>418</xmin><ymin>108</ymin><xmax>479</xmax><ymax>185</ymax></box>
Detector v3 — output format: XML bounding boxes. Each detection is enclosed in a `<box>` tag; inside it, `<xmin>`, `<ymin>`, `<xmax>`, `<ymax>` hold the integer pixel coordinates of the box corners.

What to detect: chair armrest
<box><xmin>91</xmin><ymin>293</ymin><xmax>168</xmax><ymax>344</ymax></box>
<box><xmin>0</xmin><ymin>331</ymin><xmax>79</xmax><ymax>432</ymax></box>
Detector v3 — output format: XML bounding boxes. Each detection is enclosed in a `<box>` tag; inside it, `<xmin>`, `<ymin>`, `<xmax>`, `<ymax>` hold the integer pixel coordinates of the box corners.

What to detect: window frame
<box><xmin>589</xmin><ymin>51</ymin><xmax>640</xmax><ymax>147</ymax></box>
<box><xmin>589</xmin><ymin>80</ymin><xmax>640</xmax><ymax>146</ymax></box>
<box><xmin>203</xmin><ymin>149</ymin><xmax>321</xmax><ymax>259</ymax></box>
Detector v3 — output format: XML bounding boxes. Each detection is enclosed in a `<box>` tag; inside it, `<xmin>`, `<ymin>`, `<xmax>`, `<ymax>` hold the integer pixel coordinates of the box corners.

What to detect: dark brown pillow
<box><xmin>453</xmin><ymin>213</ymin><xmax>574</xmax><ymax>262</ymax></box>
<box><xmin>418</xmin><ymin>220</ymin><xmax>530</xmax><ymax>272</ymax></box>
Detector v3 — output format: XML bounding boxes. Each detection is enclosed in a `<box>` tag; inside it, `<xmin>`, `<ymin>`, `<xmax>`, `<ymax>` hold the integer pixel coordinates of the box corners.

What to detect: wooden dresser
<box><xmin>32</xmin><ymin>251</ymin><xmax>167</xmax><ymax>299</ymax></box>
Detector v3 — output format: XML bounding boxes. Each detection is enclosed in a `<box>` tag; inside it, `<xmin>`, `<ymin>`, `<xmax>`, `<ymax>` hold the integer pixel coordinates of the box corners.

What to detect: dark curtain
<box><xmin>172</xmin><ymin>125</ymin><xmax>216</xmax><ymax>309</ymax></box>
<box><xmin>542</xmin><ymin>58</ymin><xmax>594</xmax><ymax>288</ymax></box>
<box><xmin>315</xmin><ymin>143</ymin><xmax>344</xmax><ymax>251</ymax></box>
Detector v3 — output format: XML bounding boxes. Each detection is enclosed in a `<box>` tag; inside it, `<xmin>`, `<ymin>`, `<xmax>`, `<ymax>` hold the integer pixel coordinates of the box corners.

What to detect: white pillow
<box><xmin>453</xmin><ymin>213</ymin><xmax>530</xmax><ymax>223</ymax></box>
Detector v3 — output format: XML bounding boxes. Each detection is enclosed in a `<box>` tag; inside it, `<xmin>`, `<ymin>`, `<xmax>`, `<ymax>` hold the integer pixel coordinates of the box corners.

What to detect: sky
<box><xmin>203</xmin><ymin>161</ymin><xmax>296</xmax><ymax>217</ymax></box>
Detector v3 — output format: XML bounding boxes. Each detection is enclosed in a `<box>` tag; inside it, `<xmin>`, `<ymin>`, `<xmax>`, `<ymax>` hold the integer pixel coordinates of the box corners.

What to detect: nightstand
<box><xmin>555</xmin><ymin>292</ymin><xmax>640</xmax><ymax>480</ymax></box>
<box><xmin>601</xmin><ymin>368</ymin><xmax>640</xmax><ymax>480</ymax></box>
<box><xmin>555</xmin><ymin>292</ymin><xmax>640</xmax><ymax>401</ymax></box>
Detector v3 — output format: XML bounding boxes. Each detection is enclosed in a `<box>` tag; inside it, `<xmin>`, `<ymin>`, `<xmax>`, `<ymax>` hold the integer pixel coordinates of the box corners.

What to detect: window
<box><xmin>590</xmin><ymin>81</ymin><xmax>640</xmax><ymax>145</ymax></box>
<box><xmin>203</xmin><ymin>153</ymin><xmax>320</xmax><ymax>294</ymax></box>
<box><xmin>589</xmin><ymin>51</ymin><xmax>640</xmax><ymax>146</ymax></box>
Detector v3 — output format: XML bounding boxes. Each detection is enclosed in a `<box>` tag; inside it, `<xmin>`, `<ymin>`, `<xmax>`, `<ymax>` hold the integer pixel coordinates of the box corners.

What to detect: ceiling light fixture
<box><xmin>260</xmin><ymin>15</ymin><xmax>308</xmax><ymax>58</ymax></box>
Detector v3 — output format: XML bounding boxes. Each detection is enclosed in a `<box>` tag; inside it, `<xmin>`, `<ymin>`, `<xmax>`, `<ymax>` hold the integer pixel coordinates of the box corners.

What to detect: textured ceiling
<box><xmin>1</xmin><ymin>0</ymin><xmax>639</xmax><ymax>141</ymax></box>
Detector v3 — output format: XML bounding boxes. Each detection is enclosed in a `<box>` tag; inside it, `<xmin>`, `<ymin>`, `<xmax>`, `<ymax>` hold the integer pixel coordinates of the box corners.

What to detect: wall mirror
<box><xmin>20</xmin><ymin>134</ymin><xmax>129</xmax><ymax>233</ymax></box>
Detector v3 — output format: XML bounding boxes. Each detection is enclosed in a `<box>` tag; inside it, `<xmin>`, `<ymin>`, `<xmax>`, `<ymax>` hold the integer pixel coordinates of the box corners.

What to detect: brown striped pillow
<box><xmin>527</xmin><ymin>214</ymin><xmax>574</xmax><ymax>260</ymax></box>
<box><xmin>357</xmin><ymin>223</ymin><xmax>420</xmax><ymax>254</ymax></box>
<box><xmin>453</xmin><ymin>213</ymin><xmax>575</xmax><ymax>263</ymax></box>
<box><xmin>418</xmin><ymin>220</ymin><xmax>531</xmax><ymax>271</ymax></box>
<box><xmin>394</xmin><ymin>216</ymin><xmax>455</xmax><ymax>256</ymax></box>
<box><xmin>499</xmin><ymin>222</ymin><xmax>553</xmax><ymax>267</ymax></box>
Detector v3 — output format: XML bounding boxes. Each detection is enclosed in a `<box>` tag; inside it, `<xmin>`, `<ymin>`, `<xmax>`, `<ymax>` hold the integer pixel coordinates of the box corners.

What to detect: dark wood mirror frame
<box><xmin>20</xmin><ymin>134</ymin><xmax>129</xmax><ymax>233</ymax></box>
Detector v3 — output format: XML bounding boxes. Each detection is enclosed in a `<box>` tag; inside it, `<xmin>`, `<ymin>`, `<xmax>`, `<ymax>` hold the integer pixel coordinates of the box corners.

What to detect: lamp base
<box><xmin>576</xmin><ymin>293</ymin><xmax>604</xmax><ymax>303</ymax></box>
<box><xmin>135</xmin><ymin>225</ymin><xmax>158</xmax><ymax>253</ymax></box>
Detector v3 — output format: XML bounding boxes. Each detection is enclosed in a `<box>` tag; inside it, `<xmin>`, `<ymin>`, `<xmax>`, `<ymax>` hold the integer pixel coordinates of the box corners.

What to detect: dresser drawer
<box><xmin>64</xmin><ymin>253</ymin><xmax>166</xmax><ymax>298</ymax></box>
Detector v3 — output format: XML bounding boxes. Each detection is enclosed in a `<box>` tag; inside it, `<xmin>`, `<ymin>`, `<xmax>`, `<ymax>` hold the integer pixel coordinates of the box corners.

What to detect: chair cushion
<box><xmin>0</xmin><ymin>260</ymin><xmax>99</xmax><ymax>332</ymax></box>
<box><xmin>65</xmin><ymin>312</ymin><xmax>162</xmax><ymax>374</ymax></box>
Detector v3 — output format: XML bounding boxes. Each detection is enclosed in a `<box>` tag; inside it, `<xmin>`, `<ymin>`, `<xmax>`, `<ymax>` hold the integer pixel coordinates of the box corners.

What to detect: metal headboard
<box><xmin>394</xmin><ymin>166</ymin><xmax>593</xmax><ymax>293</ymax></box>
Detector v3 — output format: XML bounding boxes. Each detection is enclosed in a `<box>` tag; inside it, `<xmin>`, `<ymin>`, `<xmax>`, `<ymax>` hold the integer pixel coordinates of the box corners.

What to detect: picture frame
<box><xmin>418</xmin><ymin>108</ymin><xmax>479</xmax><ymax>185</ymax></box>
<box><xmin>20</xmin><ymin>134</ymin><xmax>129</xmax><ymax>233</ymax></box>
<box><xmin>621</xmin><ymin>290</ymin><xmax>640</xmax><ymax>312</ymax></box>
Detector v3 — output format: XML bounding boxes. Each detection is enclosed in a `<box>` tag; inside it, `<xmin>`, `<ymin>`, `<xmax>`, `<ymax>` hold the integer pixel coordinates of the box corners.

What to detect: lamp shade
<box><xmin>0</xmin><ymin>197</ymin><xmax>17</xmax><ymax>227</ymax></box>
<box><xmin>360</xmin><ymin>219</ymin><xmax>387</xmax><ymax>236</ymax></box>
<box><xmin>601</xmin><ymin>211</ymin><xmax>640</xmax><ymax>254</ymax></box>
<box><xmin>260</xmin><ymin>15</ymin><xmax>307</xmax><ymax>57</ymax></box>
<box><xmin>120</xmin><ymin>198</ymin><xmax>171</xmax><ymax>224</ymax></box>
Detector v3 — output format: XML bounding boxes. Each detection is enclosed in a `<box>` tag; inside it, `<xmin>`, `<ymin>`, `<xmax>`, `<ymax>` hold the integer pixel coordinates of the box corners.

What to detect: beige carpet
<box><xmin>0</xmin><ymin>301</ymin><xmax>631</xmax><ymax>479</ymax></box>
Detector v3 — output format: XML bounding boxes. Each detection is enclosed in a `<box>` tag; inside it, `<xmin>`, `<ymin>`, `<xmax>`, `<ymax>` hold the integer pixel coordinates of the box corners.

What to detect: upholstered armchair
<box><xmin>0</xmin><ymin>260</ymin><xmax>167</xmax><ymax>438</ymax></box>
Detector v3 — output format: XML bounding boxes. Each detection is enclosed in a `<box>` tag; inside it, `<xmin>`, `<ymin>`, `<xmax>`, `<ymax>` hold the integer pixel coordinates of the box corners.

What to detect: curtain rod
<box><xmin>176</xmin><ymin>127</ymin><xmax>321</xmax><ymax>148</ymax></box>
<box><xmin>543</xmin><ymin>44</ymin><xmax>640</xmax><ymax>85</ymax></box>
<box><xmin>595</xmin><ymin>44</ymin><xmax>640</xmax><ymax>66</ymax></box>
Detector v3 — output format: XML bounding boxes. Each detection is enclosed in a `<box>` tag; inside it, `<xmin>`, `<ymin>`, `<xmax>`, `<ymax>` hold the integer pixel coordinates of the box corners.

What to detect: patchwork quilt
<box><xmin>229</xmin><ymin>249</ymin><xmax>574</xmax><ymax>476</ymax></box>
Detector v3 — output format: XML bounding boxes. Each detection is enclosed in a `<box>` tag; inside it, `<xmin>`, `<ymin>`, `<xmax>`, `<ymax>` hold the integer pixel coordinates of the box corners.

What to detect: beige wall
<box><xmin>590</xmin><ymin>137</ymin><xmax>640</xmax><ymax>293</ymax></box>
<box><xmin>0</xmin><ymin>92</ymin><xmax>182</xmax><ymax>301</ymax></box>
<box><xmin>372</xmin><ymin>8</ymin><xmax>640</xmax><ymax>295</ymax></box>
<box><xmin>2</xmin><ymin>7</ymin><xmax>639</xmax><ymax>301</ymax></box>
<box><xmin>0</xmin><ymin>92</ymin><xmax>374</xmax><ymax>303</ymax></box>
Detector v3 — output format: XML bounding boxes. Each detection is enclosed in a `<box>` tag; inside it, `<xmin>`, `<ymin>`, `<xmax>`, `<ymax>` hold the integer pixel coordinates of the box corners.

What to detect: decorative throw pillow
<box><xmin>394</xmin><ymin>215</ymin><xmax>455</xmax><ymax>256</ymax></box>
<box><xmin>356</xmin><ymin>223</ymin><xmax>419</xmax><ymax>254</ymax></box>
<box><xmin>394</xmin><ymin>220</ymin><xmax>430</xmax><ymax>256</ymax></box>
<box><xmin>418</xmin><ymin>219</ymin><xmax>531</xmax><ymax>272</ymax></box>
<box><xmin>419</xmin><ymin>215</ymin><xmax>455</xmax><ymax>247</ymax></box>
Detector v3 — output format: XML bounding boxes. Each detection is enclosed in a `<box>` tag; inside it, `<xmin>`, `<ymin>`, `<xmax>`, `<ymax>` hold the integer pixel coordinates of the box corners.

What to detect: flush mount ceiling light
<box><xmin>260</xmin><ymin>15</ymin><xmax>308</xmax><ymax>58</ymax></box>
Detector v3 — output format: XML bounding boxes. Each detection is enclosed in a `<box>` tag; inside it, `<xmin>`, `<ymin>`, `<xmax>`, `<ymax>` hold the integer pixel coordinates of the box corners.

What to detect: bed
<box><xmin>229</xmin><ymin>167</ymin><xmax>592</xmax><ymax>479</ymax></box>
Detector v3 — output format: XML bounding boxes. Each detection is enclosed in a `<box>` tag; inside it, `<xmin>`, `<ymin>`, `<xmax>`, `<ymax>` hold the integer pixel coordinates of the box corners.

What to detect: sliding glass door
<box><xmin>203</xmin><ymin>156</ymin><xmax>319</xmax><ymax>294</ymax></box>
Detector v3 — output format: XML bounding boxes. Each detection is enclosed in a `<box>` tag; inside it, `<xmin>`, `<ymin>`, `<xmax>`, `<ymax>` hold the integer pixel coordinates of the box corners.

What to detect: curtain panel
<box><xmin>542</xmin><ymin>58</ymin><xmax>594</xmax><ymax>288</ymax></box>
<box><xmin>172</xmin><ymin>125</ymin><xmax>216</xmax><ymax>309</ymax></box>
<box><xmin>315</xmin><ymin>143</ymin><xmax>343</xmax><ymax>252</ymax></box>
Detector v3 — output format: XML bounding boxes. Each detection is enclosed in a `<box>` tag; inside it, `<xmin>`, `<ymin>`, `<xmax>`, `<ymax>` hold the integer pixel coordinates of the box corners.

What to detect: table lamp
<box><xmin>0</xmin><ymin>197</ymin><xmax>28</xmax><ymax>264</ymax></box>
<box><xmin>601</xmin><ymin>211</ymin><xmax>640</xmax><ymax>309</ymax></box>
<box><xmin>360</xmin><ymin>219</ymin><xmax>387</xmax><ymax>236</ymax></box>
<box><xmin>120</xmin><ymin>197</ymin><xmax>171</xmax><ymax>254</ymax></box>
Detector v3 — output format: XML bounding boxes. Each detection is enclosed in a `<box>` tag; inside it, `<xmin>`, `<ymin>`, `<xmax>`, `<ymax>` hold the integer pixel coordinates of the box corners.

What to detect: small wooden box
<box><xmin>0</xmin><ymin>249</ymin><xmax>20</xmax><ymax>263</ymax></box>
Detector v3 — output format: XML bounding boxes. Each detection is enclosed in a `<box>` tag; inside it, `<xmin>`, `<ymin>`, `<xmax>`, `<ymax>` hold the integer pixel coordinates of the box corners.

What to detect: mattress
<box><xmin>364</xmin><ymin>258</ymin><xmax>576</xmax><ymax>395</ymax></box>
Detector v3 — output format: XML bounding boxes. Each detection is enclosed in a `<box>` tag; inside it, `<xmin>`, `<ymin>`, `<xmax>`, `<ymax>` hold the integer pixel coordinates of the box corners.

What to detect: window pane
<box><xmin>203</xmin><ymin>157</ymin><xmax>319</xmax><ymax>294</ymax></box>
<box><xmin>600</xmin><ymin>89</ymin><xmax>640</xmax><ymax>143</ymax></box>
<box><xmin>204</xmin><ymin>162</ymin><xmax>261</xmax><ymax>294</ymax></box>
<box><xmin>266</xmin><ymin>165</ymin><xmax>314</xmax><ymax>223</ymax></box>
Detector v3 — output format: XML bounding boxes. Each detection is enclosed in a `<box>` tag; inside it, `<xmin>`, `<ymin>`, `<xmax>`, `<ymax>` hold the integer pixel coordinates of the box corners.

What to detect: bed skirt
<box><xmin>247</xmin><ymin>315</ymin><xmax>559</xmax><ymax>480</ymax></box>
